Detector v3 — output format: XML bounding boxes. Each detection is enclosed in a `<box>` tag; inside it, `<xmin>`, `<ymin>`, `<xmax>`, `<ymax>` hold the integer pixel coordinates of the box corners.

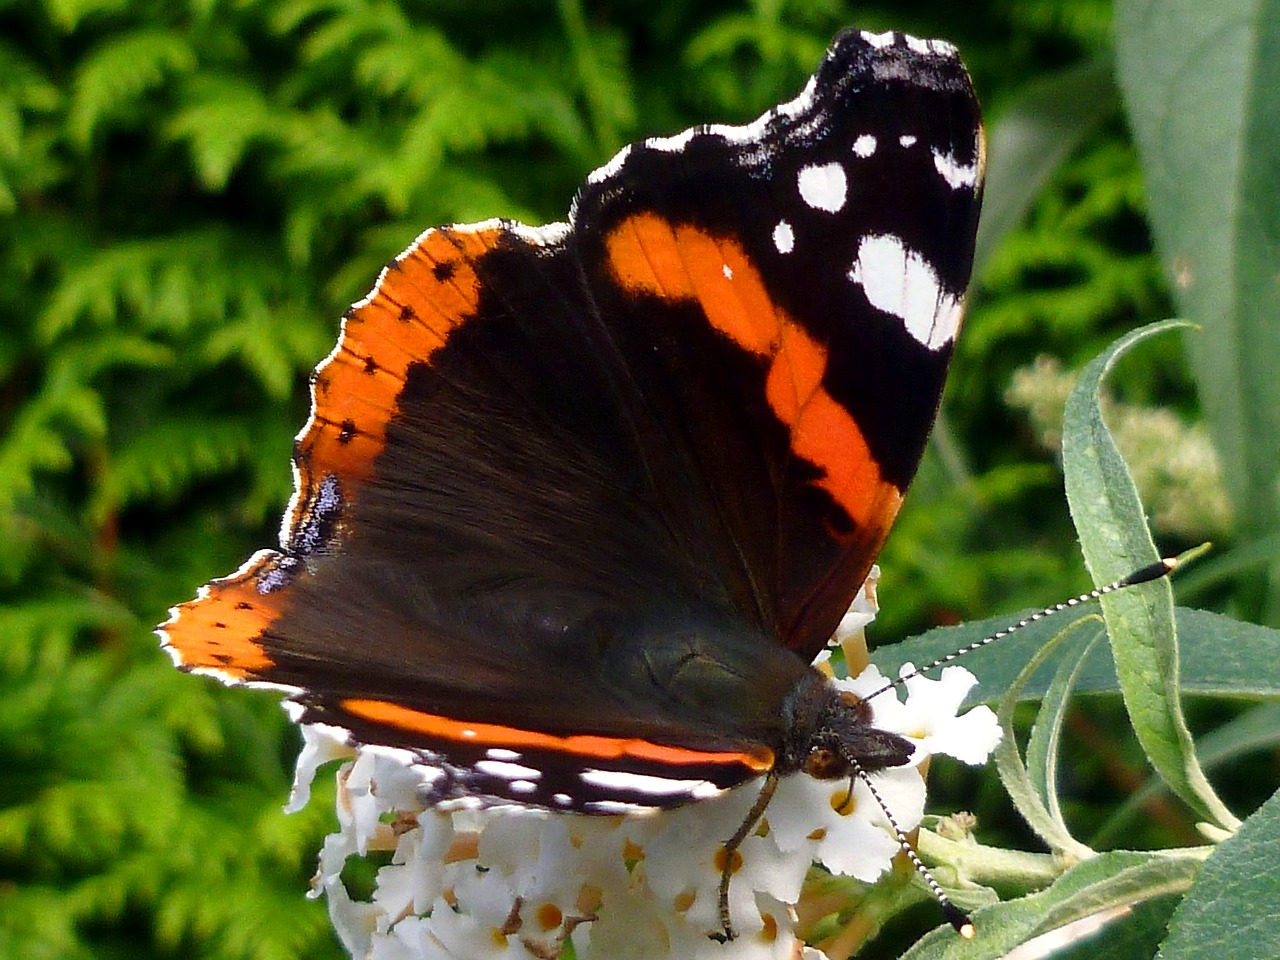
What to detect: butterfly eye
<box><xmin>837</xmin><ymin>689</ymin><xmax>874</xmax><ymax>723</ymax></box>
<box><xmin>803</xmin><ymin>745</ymin><xmax>847</xmax><ymax>779</ymax></box>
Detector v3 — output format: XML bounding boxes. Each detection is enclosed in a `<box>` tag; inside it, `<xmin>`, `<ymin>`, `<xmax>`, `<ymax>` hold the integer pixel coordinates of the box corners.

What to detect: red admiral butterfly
<box><xmin>159</xmin><ymin>27</ymin><xmax>985</xmax><ymax>941</ymax></box>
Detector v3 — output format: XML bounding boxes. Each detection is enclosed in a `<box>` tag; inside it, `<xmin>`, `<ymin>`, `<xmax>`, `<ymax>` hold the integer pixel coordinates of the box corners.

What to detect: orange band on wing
<box><xmin>341</xmin><ymin>698</ymin><xmax>774</xmax><ymax>772</ymax></box>
<box><xmin>294</xmin><ymin>226</ymin><xmax>503</xmax><ymax>504</ymax></box>
<box><xmin>604</xmin><ymin>212</ymin><xmax>899</xmax><ymax>530</ymax></box>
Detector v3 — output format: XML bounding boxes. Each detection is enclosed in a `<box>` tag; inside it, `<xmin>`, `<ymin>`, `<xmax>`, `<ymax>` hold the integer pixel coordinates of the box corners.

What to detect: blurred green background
<box><xmin>2</xmin><ymin>0</ymin><xmax>1276</xmax><ymax>958</ymax></box>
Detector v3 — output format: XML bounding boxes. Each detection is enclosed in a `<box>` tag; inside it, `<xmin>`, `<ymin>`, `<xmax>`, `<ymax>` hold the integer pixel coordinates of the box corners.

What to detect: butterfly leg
<box><xmin>716</xmin><ymin>769</ymin><xmax>781</xmax><ymax>940</ymax></box>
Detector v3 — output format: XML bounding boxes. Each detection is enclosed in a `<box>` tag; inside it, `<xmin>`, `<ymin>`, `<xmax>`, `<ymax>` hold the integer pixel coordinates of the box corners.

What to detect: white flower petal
<box><xmin>925</xmin><ymin>703</ymin><xmax>1001</xmax><ymax>764</ymax></box>
<box><xmin>816</xmin><ymin>770</ymin><xmax>924</xmax><ymax>881</ymax></box>
<box><xmin>286</xmin><ymin>723</ymin><xmax>353</xmax><ymax>813</ymax></box>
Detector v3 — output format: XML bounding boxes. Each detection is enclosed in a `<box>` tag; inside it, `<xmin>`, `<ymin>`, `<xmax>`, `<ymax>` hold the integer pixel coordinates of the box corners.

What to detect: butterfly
<box><xmin>159</xmin><ymin>26</ymin><xmax>984</xmax><ymax>939</ymax></box>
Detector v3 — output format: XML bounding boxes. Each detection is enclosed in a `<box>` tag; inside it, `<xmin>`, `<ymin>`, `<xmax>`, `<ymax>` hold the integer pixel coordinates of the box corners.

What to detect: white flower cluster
<box><xmin>287</xmin><ymin>581</ymin><xmax>1000</xmax><ymax>960</ymax></box>
<box><xmin>1005</xmin><ymin>353</ymin><xmax>1232</xmax><ymax>538</ymax></box>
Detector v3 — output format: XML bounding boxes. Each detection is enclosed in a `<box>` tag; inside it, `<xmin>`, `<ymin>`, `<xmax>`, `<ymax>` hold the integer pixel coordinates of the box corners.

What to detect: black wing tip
<box><xmin>824</xmin><ymin>27</ymin><xmax>974</xmax><ymax>94</ymax></box>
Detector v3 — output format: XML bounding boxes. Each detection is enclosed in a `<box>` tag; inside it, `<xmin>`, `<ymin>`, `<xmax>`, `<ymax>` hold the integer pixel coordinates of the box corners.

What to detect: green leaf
<box><xmin>993</xmin><ymin>616</ymin><xmax>1100</xmax><ymax>859</ymax></box>
<box><xmin>899</xmin><ymin>850</ymin><xmax>1205</xmax><ymax>960</ymax></box>
<box><xmin>1025</xmin><ymin>626</ymin><xmax>1106</xmax><ymax>829</ymax></box>
<box><xmin>1115</xmin><ymin>1</ymin><xmax>1280</xmax><ymax>613</ymax></box>
<box><xmin>1062</xmin><ymin>321</ymin><xmax>1177</xmax><ymax>574</ymax></box>
<box><xmin>1187</xmin><ymin>701</ymin><xmax>1280</xmax><ymax>771</ymax></box>
<box><xmin>974</xmin><ymin>57</ymin><xmax>1117</xmax><ymax>277</ymax></box>
<box><xmin>43</xmin><ymin>0</ymin><xmax>129</xmax><ymax>33</ymax></box>
<box><xmin>874</xmin><ymin>606</ymin><xmax>1280</xmax><ymax>705</ymax></box>
<box><xmin>167</xmin><ymin>77</ymin><xmax>277</xmax><ymax>190</ymax></box>
<box><xmin>556</xmin><ymin>0</ymin><xmax>634</xmax><ymax>155</ymax></box>
<box><xmin>86</xmin><ymin>418</ymin><xmax>255</xmax><ymax>526</ymax></box>
<box><xmin>68</xmin><ymin>29</ymin><xmax>196</xmax><ymax>146</ymax></box>
<box><xmin>682</xmin><ymin>10</ymin><xmax>827</xmax><ymax>117</ymax></box>
<box><xmin>1158</xmin><ymin>787</ymin><xmax>1280</xmax><ymax>959</ymax></box>
<box><xmin>1062</xmin><ymin>320</ymin><xmax>1236</xmax><ymax>830</ymax></box>
<box><xmin>0</xmin><ymin>376</ymin><xmax>105</xmax><ymax>514</ymax></box>
<box><xmin>1039</xmin><ymin>896</ymin><xmax>1180</xmax><ymax>960</ymax></box>
<box><xmin>201</xmin><ymin>301</ymin><xmax>329</xmax><ymax>400</ymax></box>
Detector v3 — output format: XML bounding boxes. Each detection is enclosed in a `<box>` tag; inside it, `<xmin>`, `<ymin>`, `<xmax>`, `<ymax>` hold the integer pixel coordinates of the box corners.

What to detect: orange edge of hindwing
<box><xmin>603</xmin><ymin>212</ymin><xmax>904</xmax><ymax>534</ymax></box>
<box><xmin>341</xmin><ymin>698</ymin><xmax>775</xmax><ymax>773</ymax></box>
<box><xmin>162</xmin><ymin>227</ymin><xmax>509</xmax><ymax>685</ymax></box>
<box><xmin>157</xmin><ymin>550</ymin><xmax>287</xmax><ymax>681</ymax></box>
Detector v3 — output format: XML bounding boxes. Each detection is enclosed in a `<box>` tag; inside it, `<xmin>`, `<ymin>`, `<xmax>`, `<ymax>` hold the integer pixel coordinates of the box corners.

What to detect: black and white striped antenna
<box><xmin>859</xmin><ymin>555</ymin><xmax>1181</xmax><ymax>935</ymax></box>
<box><xmin>864</xmin><ymin>557</ymin><xmax>1179</xmax><ymax>704</ymax></box>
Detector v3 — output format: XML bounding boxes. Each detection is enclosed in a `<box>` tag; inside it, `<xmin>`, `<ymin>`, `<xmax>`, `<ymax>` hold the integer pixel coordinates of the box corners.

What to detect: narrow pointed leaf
<box><xmin>900</xmin><ymin>849</ymin><xmax>1205</xmax><ymax>960</ymax></box>
<box><xmin>874</xmin><ymin>606</ymin><xmax>1280</xmax><ymax>704</ymax></box>
<box><xmin>1062</xmin><ymin>319</ymin><xmax>1236</xmax><ymax>830</ymax></box>
<box><xmin>1026</xmin><ymin>627</ymin><xmax>1106</xmax><ymax>826</ymax></box>
<box><xmin>994</xmin><ymin>616</ymin><xmax>1101</xmax><ymax>859</ymax></box>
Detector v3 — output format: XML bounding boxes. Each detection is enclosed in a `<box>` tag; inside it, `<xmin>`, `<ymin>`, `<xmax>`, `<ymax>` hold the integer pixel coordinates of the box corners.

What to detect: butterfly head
<box><xmin>779</xmin><ymin>672</ymin><xmax>916</xmax><ymax>780</ymax></box>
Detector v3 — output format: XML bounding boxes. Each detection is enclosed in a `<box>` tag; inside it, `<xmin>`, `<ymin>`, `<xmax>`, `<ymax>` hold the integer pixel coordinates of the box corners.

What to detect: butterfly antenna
<box><xmin>864</xmin><ymin>557</ymin><xmax>1179</xmax><ymax>703</ymax></box>
<box><xmin>853</xmin><ymin>760</ymin><xmax>974</xmax><ymax>939</ymax></box>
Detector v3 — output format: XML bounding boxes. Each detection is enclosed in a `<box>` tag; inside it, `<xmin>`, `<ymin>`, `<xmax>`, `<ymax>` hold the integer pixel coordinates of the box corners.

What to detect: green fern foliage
<box><xmin>0</xmin><ymin>0</ymin><xmax>1260</xmax><ymax>958</ymax></box>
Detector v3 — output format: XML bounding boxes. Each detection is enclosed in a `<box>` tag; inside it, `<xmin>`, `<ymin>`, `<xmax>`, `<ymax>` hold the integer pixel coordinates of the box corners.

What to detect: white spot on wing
<box><xmin>580</xmin><ymin>768</ymin><xmax>716</xmax><ymax>797</ymax></box>
<box><xmin>852</xmin><ymin>134</ymin><xmax>877</xmax><ymax>158</ymax></box>
<box><xmin>848</xmin><ymin>234</ymin><xmax>964</xmax><ymax>350</ymax></box>
<box><xmin>585</xmin><ymin>799</ymin><xmax>660</xmax><ymax>815</ymax></box>
<box><xmin>476</xmin><ymin>759</ymin><xmax>541</xmax><ymax>781</ymax></box>
<box><xmin>773</xmin><ymin>220</ymin><xmax>795</xmax><ymax>254</ymax></box>
<box><xmin>485</xmin><ymin>748</ymin><xmax>522</xmax><ymax>761</ymax></box>
<box><xmin>509</xmin><ymin>780</ymin><xmax>538</xmax><ymax>795</ymax></box>
<box><xmin>932</xmin><ymin>148</ymin><xmax>979</xmax><ymax>190</ymax></box>
<box><xmin>906</xmin><ymin>35</ymin><xmax>930</xmax><ymax>55</ymax></box>
<box><xmin>899</xmin><ymin>134</ymin><xmax>917</xmax><ymax>148</ymax></box>
<box><xmin>797</xmin><ymin>162</ymin><xmax>848</xmax><ymax>213</ymax></box>
<box><xmin>552</xmin><ymin>793</ymin><xmax>572</xmax><ymax>806</ymax></box>
<box><xmin>861</xmin><ymin>30</ymin><xmax>895</xmax><ymax>49</ymax></box>
<box><xmin>723</xmin><ymin>263</ymin><xmax>733</xmax><ymax>280</ymax></box>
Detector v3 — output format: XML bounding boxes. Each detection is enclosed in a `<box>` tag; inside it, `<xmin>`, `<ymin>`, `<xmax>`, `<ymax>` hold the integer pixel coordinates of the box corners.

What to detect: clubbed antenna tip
<box><xmin>944</xmin><ymin>902</ymin><xmax>975</xmax><ymax>938</ymax></box>
<box><xmin>1117</xmin><ymin>557</ymin><xmax>1178</xmax><ymax>588</ymax></box>
<box><xmin>866</xmin><ymin>553</ymin><xmax>1189</xmax><ymax>702</ymax></box>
